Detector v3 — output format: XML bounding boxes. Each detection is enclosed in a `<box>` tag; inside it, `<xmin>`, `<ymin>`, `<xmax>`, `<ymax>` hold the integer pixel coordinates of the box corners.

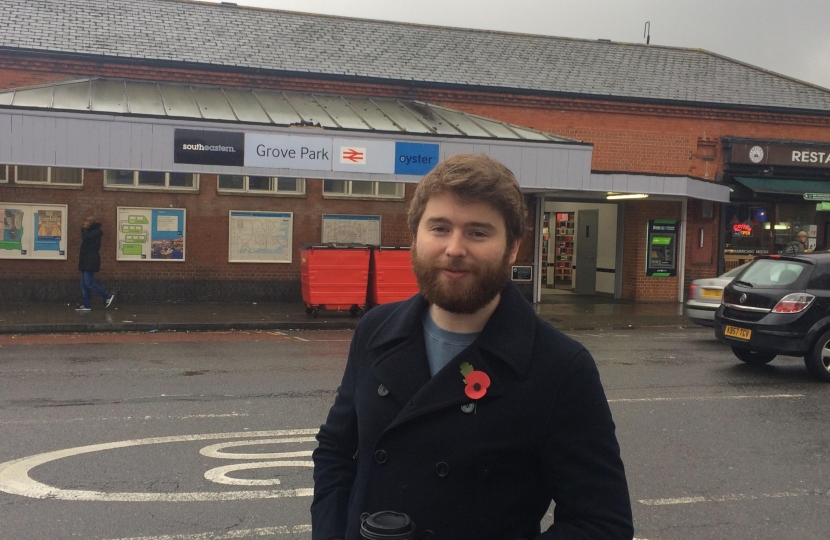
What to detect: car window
<box><xmin>738</xmin><ymin>260</ymin><xmax>807</xmax><ymax>287</ymax></box>
<box><xmin>807</xmin><ymin>263</ymin><xmax>830</xmax><ymax>290</ymax></box>
<box><xmin>721</xmin><ymin>262</ymin><xmax>750</xmax><ymax>278</ymax></box>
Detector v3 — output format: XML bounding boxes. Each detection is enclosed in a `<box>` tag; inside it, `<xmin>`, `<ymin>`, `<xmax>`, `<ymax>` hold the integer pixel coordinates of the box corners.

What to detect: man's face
<box><xmin>798</xmin><ymin>232</ymin><xmax>808</xmax><ymax>243</ymax></box>
<box><xmin>411</xmin><ymin>192</ymin><xmax>519</xmax><ymax>314</ymax></box>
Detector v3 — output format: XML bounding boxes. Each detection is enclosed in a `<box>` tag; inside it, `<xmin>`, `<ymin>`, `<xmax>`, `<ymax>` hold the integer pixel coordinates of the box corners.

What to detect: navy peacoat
<box><xmin>311</xmin><ymin>282</ymin><xmax>633</xmax><ymax>540</ymax></box>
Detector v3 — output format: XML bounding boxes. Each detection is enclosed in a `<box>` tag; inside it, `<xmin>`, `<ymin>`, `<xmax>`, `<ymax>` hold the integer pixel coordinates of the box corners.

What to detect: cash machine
<box><xmin>646</xmin><ymin>220</ymin><xmax>679</xmax><ymax>277</ymax></box>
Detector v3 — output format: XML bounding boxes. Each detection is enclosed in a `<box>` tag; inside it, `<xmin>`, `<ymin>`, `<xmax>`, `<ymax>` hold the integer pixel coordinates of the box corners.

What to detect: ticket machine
<box><xmin>646</xmin><ymin>220</ymin><xmax>679</xmax><ymax>277</ymax></box>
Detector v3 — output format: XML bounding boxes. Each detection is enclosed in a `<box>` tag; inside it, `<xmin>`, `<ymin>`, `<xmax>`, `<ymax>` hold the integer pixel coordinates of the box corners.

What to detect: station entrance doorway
<box><xmin>539</xmin><ymin>199</ymin><xmax>622</xmax><ymax>300</ymax></box>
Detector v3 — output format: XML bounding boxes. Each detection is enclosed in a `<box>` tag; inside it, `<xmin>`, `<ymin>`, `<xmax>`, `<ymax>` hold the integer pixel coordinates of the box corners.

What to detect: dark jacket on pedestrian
<box><xmin>311</xmin><ymin>282</ymin><xmax>633</xmax><ymax>540</ymax></box>
<box><xmin>79</xmin><ymin>222</ymin><xmax>103</xmax><ymax>272</ymax></box>
<box><xmin>782</xmin><ymin>240</ymin><xmax>805</xmax><ymax>255</ymax></box>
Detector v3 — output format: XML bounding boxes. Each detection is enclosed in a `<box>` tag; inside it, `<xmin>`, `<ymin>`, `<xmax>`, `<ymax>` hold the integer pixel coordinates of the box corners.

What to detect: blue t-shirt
<box><xmin>423</xmin><ymin>311</ymin><xmax>480</xmax><ymax>377</ymax></box>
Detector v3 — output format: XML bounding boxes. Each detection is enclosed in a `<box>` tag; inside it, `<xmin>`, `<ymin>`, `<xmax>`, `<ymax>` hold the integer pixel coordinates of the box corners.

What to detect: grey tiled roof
<box><xmin>2</xmin><ymin>0</ymin><xmax>830</xmax><ymax>113</ymax></box>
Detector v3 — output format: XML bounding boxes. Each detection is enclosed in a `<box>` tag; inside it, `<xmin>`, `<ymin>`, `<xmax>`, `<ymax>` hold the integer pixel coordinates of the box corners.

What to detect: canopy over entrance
<box><xmin>734</xmin><ymin>176</ymin><xmax>830</xmax><ymax>196</ymax></box>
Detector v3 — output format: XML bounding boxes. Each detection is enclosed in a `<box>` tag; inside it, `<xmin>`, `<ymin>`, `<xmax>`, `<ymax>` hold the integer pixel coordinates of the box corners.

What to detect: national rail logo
<box><xmin>340</xmin><ymin>147</ymin><xmax>366</xmax><ymax>164</ymax></box>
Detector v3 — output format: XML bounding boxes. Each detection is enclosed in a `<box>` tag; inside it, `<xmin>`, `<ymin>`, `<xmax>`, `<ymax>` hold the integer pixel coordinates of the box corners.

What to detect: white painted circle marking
<box><xmin>199</xmin><ymin>437</ymin><xmax>316</xmax><ymax>459</ymax></box>
<box><xmin>204</xmin><ymin>460</ymin><xmax>314</xmax><ymax>486</ymax></box>
<box><xmin>0</xmin><ymin>429</ymin><xmax>318</xmax><ymax>501</ymax></box>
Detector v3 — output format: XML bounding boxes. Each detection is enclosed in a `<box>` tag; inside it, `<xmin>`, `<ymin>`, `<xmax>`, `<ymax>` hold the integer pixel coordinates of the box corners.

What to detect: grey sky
<box><xmin>203</xmin><ymin>0</ymin><xmax>830</xmax><ymax>91</ymax></box>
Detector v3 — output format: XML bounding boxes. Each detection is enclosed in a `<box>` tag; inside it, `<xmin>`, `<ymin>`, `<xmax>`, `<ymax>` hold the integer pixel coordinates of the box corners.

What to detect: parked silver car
<box><xmin>685</xmin><ymin>263</ymin><xmax>750</xmax><ymax>326</ymax></box>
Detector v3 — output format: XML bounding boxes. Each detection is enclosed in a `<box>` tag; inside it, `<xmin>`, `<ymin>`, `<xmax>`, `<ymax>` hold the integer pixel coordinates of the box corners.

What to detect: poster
<box><xmin>321</xmin><ymin>214</ymin><xmax>381</xmax><ymax>245</ymax></box>
<box><xmin>0</xmin><ymin>203</ymin><xmax>68</xmax><ymax>259</ymax></box>
<box><xmin>116</xmin><ymin>207</ymin><xmax>186</xmax><ymax>261</ymax></box>
<box><xmin>228</xmin><ymin>211</ymin><xmax>293</xmax><ymax>263</ymax></box>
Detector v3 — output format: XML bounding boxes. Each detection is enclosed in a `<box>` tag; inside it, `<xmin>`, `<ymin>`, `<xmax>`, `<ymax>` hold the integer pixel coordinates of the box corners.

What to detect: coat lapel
<box><xmin>371</xmin><ymin>333</ymin><xmax>432</xmax><ymax>408</ymax></box>
<box><xmin>385</xmin><ymin>345</ymin><xmax>506</xmax><ymax>431</ymax></box>
<box><xmin>366</xmin><ymin>282</ymin><xmax>536</xmax><ymax>432</ymax></box>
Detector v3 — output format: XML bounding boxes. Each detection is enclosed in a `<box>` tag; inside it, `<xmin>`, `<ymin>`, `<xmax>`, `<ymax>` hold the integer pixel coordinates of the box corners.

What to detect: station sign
<box><xmin>511</xmin><ymin>265</ymin><xmax>533</xmax><ymax>281</ymax></box>
<box><xmin>174</xmin><ymin>129</ymin><xmax>244</xmax><ymax>166</ymax></box>
<box><xmin>175</xmin><ymin>129</ymin><xmax>439</xmax><ymax>176</ymax></box>
<box><xmin>803</xmin><ymin>193</ymin><xmax>830</xmax><ymax>201</ymax></box>
<box><xmin>395</xmin><ymin>142</ymin><xmax>440</xmax><ymax>175</ymax></box>
<box><xmin>245</xmin><ymin>133</ymin><xmax>333</xmax><ymax>171</ymax></box>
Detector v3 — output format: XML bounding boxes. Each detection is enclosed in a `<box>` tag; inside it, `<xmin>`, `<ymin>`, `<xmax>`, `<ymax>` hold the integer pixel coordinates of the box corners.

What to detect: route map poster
<box><xmin>228</xmin><ymin>211</ymin><xmax>293</xmax><ymax>263</ymax></box>
<box><xmin>0</xmin><ymin>202</ymin><xmax>68</xmax><ymax>260</ymax></box>
<box><xmin>116</xmin><ymin>207</ymin><xmax>186</xmax><ymax>262</ymax></box>
<box><xmin>321</xmin><ymin>214</ymin><xmax>381</xmax><ymax>245</ymax></box>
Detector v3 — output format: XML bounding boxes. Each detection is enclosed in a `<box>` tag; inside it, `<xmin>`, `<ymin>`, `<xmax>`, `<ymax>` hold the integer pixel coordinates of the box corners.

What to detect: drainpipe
<box><xmin>678</xmin><ymin>198</ymin><xmax>688</xmax><ymax>303</ymax></box>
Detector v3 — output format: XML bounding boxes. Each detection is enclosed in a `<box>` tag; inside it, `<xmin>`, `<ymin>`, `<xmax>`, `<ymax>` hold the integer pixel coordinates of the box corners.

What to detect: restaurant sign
<box><xmin>730</xmin><ymin>141</ymin><xmax>830</xmax><ymax>169</ymax></box>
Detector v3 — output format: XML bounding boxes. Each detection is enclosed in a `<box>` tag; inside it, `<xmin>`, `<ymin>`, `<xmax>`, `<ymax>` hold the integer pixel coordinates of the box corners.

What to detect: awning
<box><xmin>0</xmin><ymin>78</ymin><xmax>576</xmax><ymax>143</ymax></box>
<box><xmin>734</xmin><ymin>177</ymin><xmax>830</xmax><ymax>195</ymax></box>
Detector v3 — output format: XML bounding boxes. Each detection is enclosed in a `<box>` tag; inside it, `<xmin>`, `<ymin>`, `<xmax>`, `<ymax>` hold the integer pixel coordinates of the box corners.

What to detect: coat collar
<box><xmin>366</xmin><ymin>281</ymin><xmax>537</xmax><ymax>380</ymax></box>
<box><xmin>366</xmin><ymin>283</ymin><xmax>538</xmax><ymax>429</ymax></box>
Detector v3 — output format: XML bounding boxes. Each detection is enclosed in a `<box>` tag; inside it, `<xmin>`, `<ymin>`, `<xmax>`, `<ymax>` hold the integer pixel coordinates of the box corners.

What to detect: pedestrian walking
<box><xmin>77</xmin><ymin>215</ymin><xmax>114</xmax><ymax>312</ymax></box>
<box><xmin>311</xmin><ymin>154</ymin><xmax>633</xmax><ymax>540</ymax></box>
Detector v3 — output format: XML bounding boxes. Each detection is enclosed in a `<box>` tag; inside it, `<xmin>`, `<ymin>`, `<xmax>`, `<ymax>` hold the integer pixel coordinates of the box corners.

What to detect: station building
<box><xmin>1</xmin><ymin>0</ymin><xmax>829</xmax><ymax>305</ymax></box>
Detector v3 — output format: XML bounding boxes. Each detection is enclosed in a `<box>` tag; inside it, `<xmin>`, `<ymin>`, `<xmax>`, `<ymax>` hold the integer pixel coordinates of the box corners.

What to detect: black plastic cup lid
<box><xmin>360</xmin><ymin>511</ymin><xmax>416</xmax><ymax>540</ymax></box>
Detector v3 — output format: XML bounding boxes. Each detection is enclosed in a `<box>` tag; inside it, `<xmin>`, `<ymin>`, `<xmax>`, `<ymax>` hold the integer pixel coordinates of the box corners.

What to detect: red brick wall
<box><xmin>620</xmin><ymin>200</ymin><xmax>683</xmax><ymax>302</ymax></box>
<box><xmin>0</xmin><ymin>172</ymin><xmax>414</xmax><ymax>282</ymax></box>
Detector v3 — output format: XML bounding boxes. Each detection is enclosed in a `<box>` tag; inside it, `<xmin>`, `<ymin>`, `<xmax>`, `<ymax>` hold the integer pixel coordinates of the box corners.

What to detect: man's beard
<box><xmin>411</xmin><ymin>244</ymin><xmax>512</xmax><ymax>314</ymax></box>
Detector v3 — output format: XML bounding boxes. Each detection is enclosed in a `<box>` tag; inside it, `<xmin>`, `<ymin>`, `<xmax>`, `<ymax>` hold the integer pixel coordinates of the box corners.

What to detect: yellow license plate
<box><xmin>701</xmin><ymin>289</ymin><xmax>722</xmax><ymax>299</ymax></box>
<box><xmin>724</xmin><ymin>325</ymin><xmax>751</xmax><ymax>340</ymax></box>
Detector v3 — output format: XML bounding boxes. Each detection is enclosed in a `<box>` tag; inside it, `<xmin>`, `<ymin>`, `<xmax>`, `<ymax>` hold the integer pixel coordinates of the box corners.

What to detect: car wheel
<box><xmin>731</xmin><ymin>346</ymin><xmax>776</xmax><ymax>365</ymax></box>
<box><xmin>804</xmin><ymin>330</ymin><xmax>830</xmax><ymax>383</ymax></box>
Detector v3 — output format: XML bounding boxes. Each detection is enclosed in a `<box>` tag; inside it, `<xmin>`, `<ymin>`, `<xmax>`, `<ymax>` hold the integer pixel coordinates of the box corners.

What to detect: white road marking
<box><xmin>608</xmin><ymin>393</ymin><xmax>804</xmax><ymax>403</ymax></box>
<box><xmin>200</xmin><ymin>438</ymin><xmax>316</xmax><ymax>459</ymax></box>
<box><xmin>204</xmin><ymin>460</ymin><xmax>313</xmax><ymax>486</ymax></box>
<box><xmin>565</xmin><ymin>333</ymin><xmax>631</xmax><ymax>338</ymax></box>
<box><xmin>640</xmin><ymin>490</ymin><xmax>818</xmax><ymax>506</ymax></box>
<box><xmin>99</xmin><ymin>524</ymin><xmax>313</xmax><ymax>540</ymax></box>
<box><xmin>266</xmin><ymin>332</ymin><xmax>308</xmax><ymax>342</ymax></box>
<box><xmin>0</xmin><ymin>430</ymin><xmax>318</xmax><ymax>501</ymax></box>
<box><xmin>0</xmin><ymin>413</ymin><xmax>250</xmax><ymax>425</ymax></box>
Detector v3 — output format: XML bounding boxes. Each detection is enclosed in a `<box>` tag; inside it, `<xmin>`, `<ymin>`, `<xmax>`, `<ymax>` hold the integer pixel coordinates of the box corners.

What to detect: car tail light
<box><xmin>689</xmin><ymin>284</ymin><xmax>697</xmax><ymax>298</ymax></box>
<box><xmin>772</xmin><ymin>293</ymin><xmax>815</xmax><ymax>313</ymax></box>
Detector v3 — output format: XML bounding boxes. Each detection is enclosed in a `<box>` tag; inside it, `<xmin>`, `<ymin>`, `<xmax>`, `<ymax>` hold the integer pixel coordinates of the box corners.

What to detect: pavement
<box><xmin>0</xmin><ymin>292</ymin><xmax>695</xmax><ymax>334</ymax></box>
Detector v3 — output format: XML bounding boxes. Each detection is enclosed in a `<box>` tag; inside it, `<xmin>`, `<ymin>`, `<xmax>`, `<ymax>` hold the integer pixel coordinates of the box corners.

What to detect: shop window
<box><xmin>105</xmin><ymin>170</ymin><xmax>198</xmax><ymax>190</ymax></box>
<box><xmin>323</xmin><ymin>180</ymin><xmax>404</xmax><ymax>199</ymax></box>
<box><xmin>724</xmin><ymin>202</ymin><xmax>824</xmax><ymax>268</ymax></box>
<box><xmin>724</xmin><ymin>203</ymin><xmax>774</xmax><ymax>259</ymax></box>
<box><xmin>0</xmin><ymin>165</ymin><xmax>7</xmax><ymax>183</ymax></box>
<box><xmin>217</xmin><ymin>175</ymin><xmax>305</xmax><ymax>195</ymax></box>
<box><xmin>15</xmin><ymin>166</ymin><xmax>83</xmax><ymax>186</ymax></box>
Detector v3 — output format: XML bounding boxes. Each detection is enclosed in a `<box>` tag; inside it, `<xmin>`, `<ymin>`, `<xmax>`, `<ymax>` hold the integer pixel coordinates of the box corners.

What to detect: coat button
<box><xmin>435</xmin><ymin>462</ymin><xmax>449</xmax><ymax>477</ymax></box>
<box><xmin>374</xmin><ymin>449</ymin><xmax>388</xmax><ymax>464</ymax></box>
<box><xmin>461</xmin><ymin>403</ymin><xmax>475</xmax><ymax>413</ymax></box>
<box><xmin>422</xmin><ymin>530</ymin><xmax>435</xmax><ymax>540</ymax></box>
<box><xmin>377</xmin><ymin>384</ymin><xmax>389</xmax><ymax>396</ymax></box>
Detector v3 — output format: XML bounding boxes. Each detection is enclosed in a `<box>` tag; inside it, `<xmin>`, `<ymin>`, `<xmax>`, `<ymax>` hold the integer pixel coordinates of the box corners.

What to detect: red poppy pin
<box><xmin>460</xmin><ymin>362</ymin><xmax>491</xmax><ymax>400</ymax></box>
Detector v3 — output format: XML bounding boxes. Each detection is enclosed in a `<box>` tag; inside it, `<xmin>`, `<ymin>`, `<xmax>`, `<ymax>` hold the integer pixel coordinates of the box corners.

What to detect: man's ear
<box><xmin>507</xmin><ymin>240</ymin><xmax>520</xmax><ymax>265</ymax></box>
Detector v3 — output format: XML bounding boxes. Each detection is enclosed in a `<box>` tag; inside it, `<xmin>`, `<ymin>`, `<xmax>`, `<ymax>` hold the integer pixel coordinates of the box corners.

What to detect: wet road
<box><xmin>0</xmin><ymin>327</ymin><xmax>828</xmax><ymax>540</ymax></box>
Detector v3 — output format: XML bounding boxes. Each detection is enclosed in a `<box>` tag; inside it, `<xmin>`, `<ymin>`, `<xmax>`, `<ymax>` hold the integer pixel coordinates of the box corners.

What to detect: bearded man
<box><xmin>311</xmin><ymin>154</ymin><xmax>633</xmax><ymax>540</ymax></box>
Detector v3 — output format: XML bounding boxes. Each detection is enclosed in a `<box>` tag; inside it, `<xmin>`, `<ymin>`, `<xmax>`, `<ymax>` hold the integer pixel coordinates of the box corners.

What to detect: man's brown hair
<box><xmin>407</xmin><ymin>154</ymin><xmax>526</xmax><ymax>247</ymax></box>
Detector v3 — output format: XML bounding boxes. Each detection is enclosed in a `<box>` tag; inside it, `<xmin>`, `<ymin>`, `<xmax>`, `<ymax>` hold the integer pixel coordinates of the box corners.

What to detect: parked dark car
<box><xmin>715</xmin><ymin>253</ymin><xmax>830</xmax><ymax>382</ymax></box>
